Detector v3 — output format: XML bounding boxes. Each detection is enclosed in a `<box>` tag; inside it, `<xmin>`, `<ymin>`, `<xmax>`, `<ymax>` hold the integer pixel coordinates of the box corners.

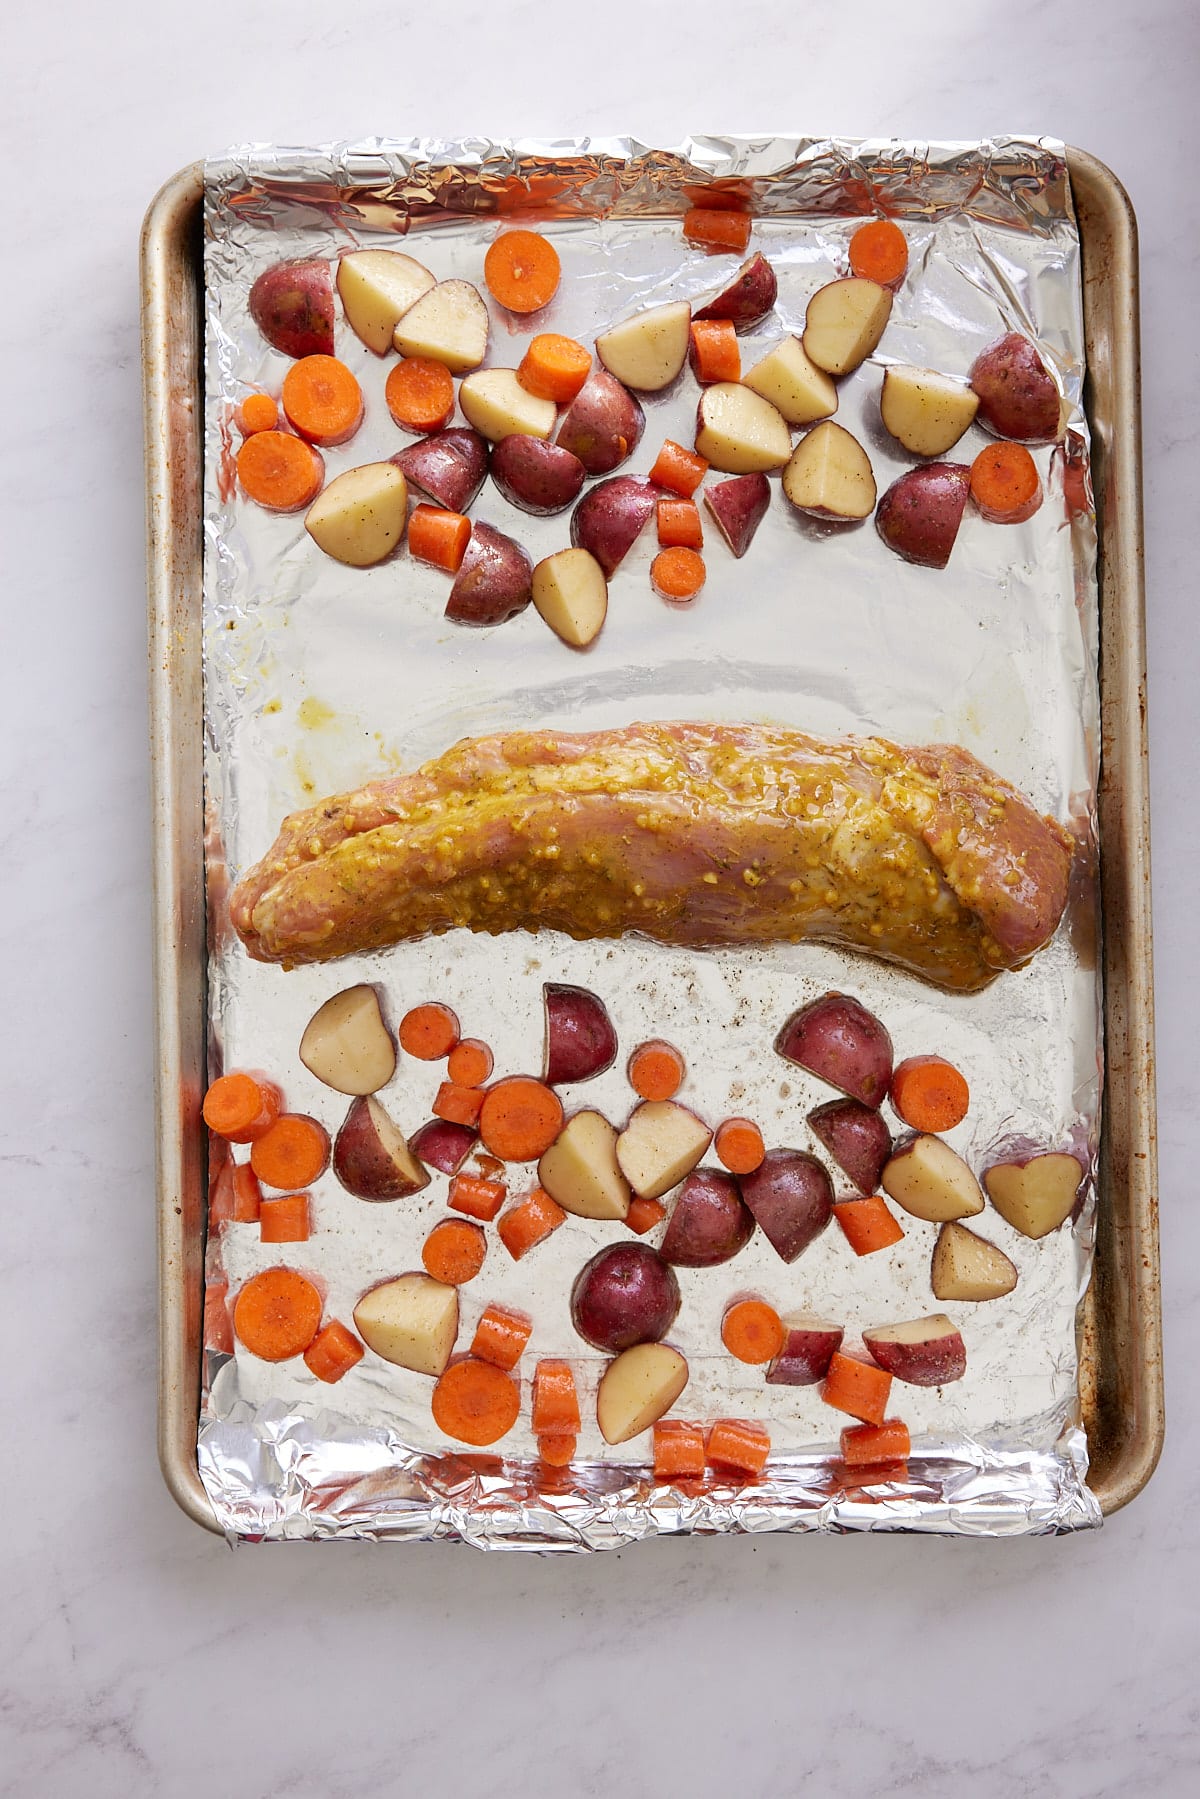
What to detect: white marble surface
<box><xmin>2</xmin><ymin>2</ymin><xmax>1196</xmax><ymax>1793</ymax></box>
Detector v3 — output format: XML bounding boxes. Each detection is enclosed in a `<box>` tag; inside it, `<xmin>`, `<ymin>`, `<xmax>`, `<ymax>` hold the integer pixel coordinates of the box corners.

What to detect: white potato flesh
<box><xmin>802</xmin><ymin>277</ymin><xmax>893</xmax><ymax>376</ymax></box>
<box><xmin>931</xmin><ymin>1222</ymin><xmax>1018</xmax><ymax>1301</ymax></box>
<box><xmin>984</xmin><ymin>1154</ymin><xmax>1082</xmax><ymax>1239</ymax></box>
<box><xmin>360</xmin><ymin>1096</ymin><xmax>429</xmax><ymax>1191</ymax></box>
<box><xmin>695</xmin><ymin>383</ymin><xmax>791</xmax><ymax>472</ymax></box>
<box><xmin>393</xmin><ymin>279</ymin><xmax>489</xmax><ymax>373</ymax></box>
<box><xmin>596</xmin><ymin>1344</ymin><xmax>690</xmax><ymax>1444</ymax></box>
<box><xmin>742</xmin><ymin>336</ymin><xmax>837</xmax><ymax>426</ymax></box>
<box><xmin>299</xmin><ymin>985</ymin><xmax>396</xmax><ymax>1095</ymax></box>
<box><xmin>615</xmin><ymin>1101</ymin><xmax>713</xmax><ymax>1200</ymax></box>
<box><xmin>458</xmin><ymin>369</ymin><xmax>557</xmax><ymax>443</ymax></box>
<box><xmin>596</xmin><ymin>301</ymin><xmax>692</xmax><ymax>393</ymax></box>
<box><xmin>782</xmin><ymin>421</ymin><xmax>877</xmax><ymax>520</ymax></box>
<box><xmin>881</xmin><ymin>1134</ymin><xmax>984</xmax><ymax>1222</ymax></box>
<box><xmin>538</xmin><ymin>1111</ymin><xmax>631</xmax><ymax>1219</ymax></box>
<box><xmin>336</xmin><ymin>250</ymin><xmax>435</xmax><ymax>355</ymax></box>
<box><xmin>880</xmin><ymin>366</ymin><xmax>980</xmax><ymax>456</ymax></box>
<box><xmin>353</xmin><ymin>1274</ymin><xmax>458</xmax><ymax>1376</ymax></box>
<box><xmin>863</xmin><ymin>1313</ymin><xmax>959</xmax><ymax>1347</ymax></box>
<box><xmin>532</xmin><ymin>548</ymin><xmax>608</xmax><ymax>648</ymax></box>
<box><xmin>304</xmin><ymin>463</ymin><xmax>408</xmax><ymax>567</ymax></box>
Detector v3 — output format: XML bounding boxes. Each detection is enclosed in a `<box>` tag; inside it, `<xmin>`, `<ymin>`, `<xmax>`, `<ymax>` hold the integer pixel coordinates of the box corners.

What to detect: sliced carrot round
<box><xmin>281</xmin><ymin>355</ymin><xmax>364</xmax><ymax>446</ymax></box>
<box><xmin>202</xmin><ymin>1072</ymin><xmax>281</xmax><ymax>1142</ymax></box>
<box><xmin>249</xmin><ymin>1114</ymin><xmax>330</xmax><ymax>1190</ymax></box>
<box><xmin>422</xmin><ymin>1218</ymin><xmax>488</xmax><ymax>1285</ymax></box>
<box><xmin>399</xmin><ymin>1003</ymin><xmax>461</xmax><ymax>1060</ymax></box>
<box><xmin>484</xmin><ymin>230</ymin><xmax>561</xmax><ymax>314</ymax></box>
<box><xmin>431</xmin><ymin>1358</ymin><xmax>521</xmax><ymax>1445</ymax></box>
<box><xmin>447</xmin><ymin>1038</ymin><xmax>494</xmax><ymax>1087</ymax></box>
<box><xmin>385</xmin><ymin>357</ymin><xmax>455</xmax><ymax>433</ymax></box>
<box><xmin>518</xmin><ymin>333</ymin><xmax>591</xmax><ymax>402</ymax></box>
<box><xmin>889</xmin><ymin>1055</ymin><xmax>970</xmax><ymax>1132</ymax></box>
<box><xmin>721</xmin><ymin>1299</ymin><xmax>785</xmax><ymax>1365</ymax></box>
<box><xmin>537</xmin><ymin>1433</ymin><xmax>577</xmax><ymax>1466</ymax></box>
<box><xmin>714</xmin><ymin>1117</ymin><xmax>765</xmax><ymax>1174</ymax></box>
<box><xmin>236</xmin><ymin>431</ymin><xmax>324</xmax><ymax>513</ymax></box>
<box><xmin>628</xmin><ymin>1040</ymin><xmax>685</xmax><ymax>1102</ymax></box>
<box><xmin>848</xmin><ymin>219</ymin><xmax>908</xmax><ymax>288</ymax></box>
<box><xmin>478</xmin><ymin>1077</ymin><xmax>564</xmax><ymax>1162</ymax></box>
<box><xmin>969</xmin><ymin>442</ymin><xmax>1042</xmax><ymax>524</ymax></box>
<box><xmin>235</xmin><ymin>392</ymin><xmax>278</xmax><ymax>436</ymax></box>
<box><xmin>651</xmin><ymin>547</ymin><xmax>706</xmax><ymax>603</ymax></box>
<box><xmin>233</xmin><ymin>1268</ymin><xmax>323</xmax><ymax>1361</ymax></box>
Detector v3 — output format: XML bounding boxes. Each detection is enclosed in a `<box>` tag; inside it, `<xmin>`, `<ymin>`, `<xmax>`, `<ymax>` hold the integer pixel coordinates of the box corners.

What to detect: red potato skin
<box><xmin>737</xmin><ymin>1148</ymin><xmax>834</xmax><ymax>1262</ymax></box>
<box><xmin>334</xmin><ymin>1098</ymin><xmax>430</xmax><ymax>1200</ymax></box>
<box><xmin>445</xmin><ymin>522</ymin><xmax>533</xmax><ymax>625</ymax></box>
<box><xmin>570</xmin><ymin>1242</ymin><xmax>681</xmax><ymax>1352</ymax></box>
<box><xmin>543</xmin><ymin>983</ymin><xmax>618</xmax><ymax>1084</ymax></box>
<box><xmin>775</xmin><ymin>993</ymin><xmax>894</xmax><ymax>1108</ymax></box>
<box><xmin>491</xmin><ymin>435</ymin><xmax>587</xmax><ymax>516</ymax></box>
<box><xmin>555</xmin><ymin>370</ymin><xmax>645</xmax><ymax>476</ymax></box>
<box><xmin>570</xmin><ymin>477</ymin><xmax>657</xmax><ymax>577</ymax></box>
<box><xmin>660</xmin><ymin>1168</ymin><xmax>755</xmax><ymax>1267</ymax></box>
<box><xmin>863</xmin><ymin>1327</ymin><xmax>966</xmax><ymax>1386</ymax></box>
<box><xmin>391</xmin><ymin>428</ymin><xmax>489</xmax><ymax>513</ymax></box>
<box><xmin>969</xmin><ymin>333</ymin><xmax>1062</xmax><ymax>444</ymax></box>
<box><xmin>704</xmin><ymin>473</ymin><xmax>771</xmax><ymax>558</ymax></box>
<box><xmin>875</xmin><ymin>463</ymin><xmax>971</xmax><ymax>569</ymax></box>
<box><xmin>766</xmin><ymin>1325</ymin><xmax>844</xmax><ymax>1387</ymax></box>
<box><xmin>409</xmin><ymin>1118</ymin><xmax>477</xmax><ymax>1176</ymax></box>
<box><xmin>807</xmin><ymin>1098</ymin><xmax>892</xmax><ymax>1195</ymax></box>
<box><xmin>694</xmin><ymin>253</ymin><xmax>778</xmax><ymax>331</ymax></box>
<box><xmin>249</xmin><ymin>260</ymin><xmax>335</xmax><ymax>359</ymax></box>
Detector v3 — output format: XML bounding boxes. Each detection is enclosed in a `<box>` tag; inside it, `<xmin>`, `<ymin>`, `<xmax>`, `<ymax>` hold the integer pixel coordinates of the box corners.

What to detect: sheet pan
<box><xmin>141</xmin><ymin>145</ymin><xmax>1161</xmax><ymax>1536</ymax></box>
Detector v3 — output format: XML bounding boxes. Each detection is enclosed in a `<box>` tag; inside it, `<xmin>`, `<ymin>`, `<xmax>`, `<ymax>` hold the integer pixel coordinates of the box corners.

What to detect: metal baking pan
<box><xmin>142</xmin><ymin>146</ymin><xmax>1161</xmax><ymax>1535</ymax></box>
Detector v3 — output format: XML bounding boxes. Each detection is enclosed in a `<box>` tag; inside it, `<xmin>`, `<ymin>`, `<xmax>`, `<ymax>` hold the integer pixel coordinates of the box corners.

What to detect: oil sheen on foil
<box><xmin>198</xmin><ymin>137</ymin><xmax>1102</xmax><ymax>1545</ymax></box>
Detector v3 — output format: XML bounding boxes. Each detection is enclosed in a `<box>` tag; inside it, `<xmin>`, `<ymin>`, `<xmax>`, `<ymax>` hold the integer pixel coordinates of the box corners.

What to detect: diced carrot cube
<box><xmin>653</xmin><ymin>1420</ymin><xmax>706</xmax><ymax>1480</ymax></box>
<box><xmin>706</xmin><ymin>1418</ymin><xmax>771</xmax><ymax>1479</ymax></box>
<box><xmin>648</xmin><ymin>439</ymin><xmax>708</xmax><ymax>497</ymax></box>
<box><xmin>683</xmin><ymin>208</ymin><xmax>752</xmax><ymax>254</ymax></box>
<box><xmin>537</xmin><ymin>1433</ymin><xmax>577</xmax><ymax>1466</ymax></box>
<box><xmin>304</xmin><ymin>1319</ymin><xmax>365</xmax><ymax>1383</ymax></box>
<box><xmin>657</xmin><ymin>497</ymin><xmax>704</xmax><ymax>549</ymax></box>
<box><xmin>532</xmin><ymin>1359</ymin><xmax>580</xmax><ymax>1434</ymax></box>
<box><xmin>259</xmin><ymin>1190</ymin><xmax>311</xmax><ymax>1242</ymax></box>
<box><xmin>626</xmin><ymin>1197</ymin><xmax>667</xmax><ymax>1236</ymax></box>
<box><xmin>840</xmin><ymin>1418</ymin><xmax>911</xmax><ymax>1468</ymax></box>
<box><xmin>470</xmin><ymin>1302</ymin><xmax>533</xmax><ymax>1371</ymax></box>
<box><xmin>833</xmin><ymin>1194</ymin><xmax>904</xmax><ymax>1256</ymax></box>
<box><xmin>231</xmin><ymin>1163</ymin><xmax>263</xmax><ymax>1223</ymax></box>
<box><xmin>822</xmin><ymin>1351</ymin><xmax>892</xmax><ymax>1425</ymax></box>
<box><xmin>448</xmin><ymin>1172</ymin><xmax>507</xmax><ymax>1222</ymax></box>
<box><xmin>497</xmin><ymin>1187</ymin><xmax>565</xmax><ymax>1258</ymax></box>
<box><xmin>433</xmin><ymin>1081</ymin><xmax>486</xmax><ymax>1127</ymax></box>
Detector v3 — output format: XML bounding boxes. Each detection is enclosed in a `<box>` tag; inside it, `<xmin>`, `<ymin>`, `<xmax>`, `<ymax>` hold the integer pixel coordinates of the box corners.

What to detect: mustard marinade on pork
<box><xmin>230</xmin><ymin>722</ymin><xmax>1074</xmax><ymax>992</ymax></box>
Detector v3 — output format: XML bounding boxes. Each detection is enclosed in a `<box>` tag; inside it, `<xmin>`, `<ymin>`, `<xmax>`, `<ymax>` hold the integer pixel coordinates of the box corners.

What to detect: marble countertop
<box><xmin>3</xmin><ymin>2</ymin><xmax>1196</xmax><ymax>1793</ymax></box>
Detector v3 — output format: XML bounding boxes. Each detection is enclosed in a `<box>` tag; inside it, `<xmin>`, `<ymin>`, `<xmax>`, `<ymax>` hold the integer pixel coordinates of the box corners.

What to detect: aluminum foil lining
<box><xmin>198</xmin><ymin>136</ymin><xmax>1102</xmax><ymax>1545</ymax></box>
